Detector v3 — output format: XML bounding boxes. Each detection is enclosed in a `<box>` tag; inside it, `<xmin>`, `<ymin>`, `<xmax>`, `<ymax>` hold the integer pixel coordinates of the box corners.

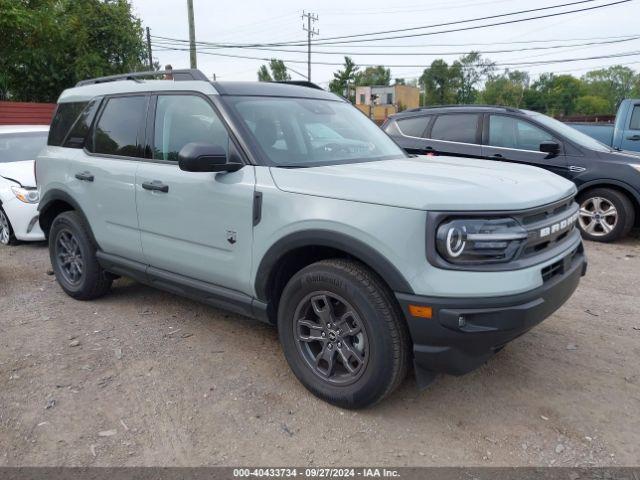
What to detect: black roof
<box><xmin>392</xmin><ymin>104</ymin><xmax>523</xmax><ymax>118</ymax></box>
<box><xmin>212</xmin><ymin>81</ymin><xmax>342</xmax><ymax>101</ymax></box>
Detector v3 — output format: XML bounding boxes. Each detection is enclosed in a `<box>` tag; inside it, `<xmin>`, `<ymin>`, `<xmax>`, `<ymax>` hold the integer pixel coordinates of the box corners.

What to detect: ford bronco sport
<box><xmin>37</xmin><ymin>69</ymin><xmax>586</xmax><ymax>408</ymax></box>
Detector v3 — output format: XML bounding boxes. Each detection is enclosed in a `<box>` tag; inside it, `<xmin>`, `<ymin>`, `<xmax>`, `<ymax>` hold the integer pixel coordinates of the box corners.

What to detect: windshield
<box><xmin>0</xmin><ymin>132</ymin><xmax>48</xmax><ymax>163</ymax></box>
<box><xmin>525</xmin><ymin>112</ymin><xmax>611</xmax><ymax>152</ymax></box>
<box><xmin>226</xmin><ymin>96</ymin><xmax>406</xmax><ymax>167</ymax></box>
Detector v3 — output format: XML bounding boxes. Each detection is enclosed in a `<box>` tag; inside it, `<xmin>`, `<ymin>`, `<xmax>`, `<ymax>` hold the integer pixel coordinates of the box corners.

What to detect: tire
<box><xmin>577</xmin><ymin>188</ymin><xmax>634</xmax><ymax>242</ymax></box>
<box><xmin>0</xmin><ymin>207</ymin><xmax>17</xmax><ymax>246</ymax></box>
<box><xmin>277</xmin><ymin>259</ymin><xmax>410</xmax><ymax>409</ymax></box>
<box><xmin>49</xmin><ymin>211</ymin><xmax>112</xmax><ymax>300</ymax></box>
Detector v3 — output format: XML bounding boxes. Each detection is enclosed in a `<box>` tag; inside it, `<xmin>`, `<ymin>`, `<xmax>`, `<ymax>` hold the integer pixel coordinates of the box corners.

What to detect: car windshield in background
<box><xmin>525</xmin><ymin>111</ymin><xmax>611</xmax><ymax>152</ymax></box>
<box><xmin>0</xmin><ymin>132</ymin><xmax>48</xmax><ymax>163</ymax></box>
<box><xmin>226</xmin><ymin>96</ymin><xmax>406</xmax><ymax>167</ymax></box>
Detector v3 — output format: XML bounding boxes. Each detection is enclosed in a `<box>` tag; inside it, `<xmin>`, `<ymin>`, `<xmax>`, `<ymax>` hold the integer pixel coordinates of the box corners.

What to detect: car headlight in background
<box><xmin>436</xmin><ymin>218</ymin><xmax>528</xmax><ymax>265</ymax></box>
<box><xmin>11</xmin><ymin>186</ymin><xmax>40</xmax><ymax>204</ymax></box>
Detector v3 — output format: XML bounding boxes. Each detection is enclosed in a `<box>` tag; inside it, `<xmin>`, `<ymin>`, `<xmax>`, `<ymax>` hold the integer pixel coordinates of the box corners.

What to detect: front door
<box><xmin>482</xmin><ymin>114</ymin><xmax>570</xmax><ymax>179</ymax></box>
<box><xmin>135</xmin><ymin>93</ymin><xmax>256</xmax><ymax>294</ymax></box>
<box><xmin>619</xmin><ymin>102</ymin><xmax>640</xmax><ymax>152</ymax></box>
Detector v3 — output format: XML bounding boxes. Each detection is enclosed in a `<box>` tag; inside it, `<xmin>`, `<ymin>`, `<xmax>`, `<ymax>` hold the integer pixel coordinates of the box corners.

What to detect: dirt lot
<box><xmin>1</xmin><ymin>237</ymin><xmax>639</xmax><ymax>467</ymax></box>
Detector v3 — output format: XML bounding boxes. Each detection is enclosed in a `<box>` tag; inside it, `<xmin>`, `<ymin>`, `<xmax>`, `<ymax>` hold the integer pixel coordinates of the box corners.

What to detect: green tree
<box><xmin>480</xmin><ymin>70</ymin><xmax>530</xmax><ymax>107</ymax></box>
<box><xmin>355</xmin><ymin>66</ymin><xmax>391</xmax><ymax>86</ymax></box>
<box><xmin>328</xmin><ymin>56</ymin><xmax>359</xmax><ymax>100</ymax></box>
<box><xmin>582</xmin><ymin>66</ymin><xmax>637</xmax><ymax>112</ymax></box>
<box><xmin>257</xmin><ymin>59</ymin><xmax>290</xmax><ymax>82</ymax></box>
<box><xmin>454</xmin><ymin>52</ymin><xmax>495</xmax><ymax>104</ymax></box>
<box><xmin>574</xmin><ymin>95</ymin><xmax>611</xmax><ymax>115</ymax></box>
<box><xmin>420</xmin><ymin>59</ymin><xmax>461</xmax><ymax>105</ymax></box>
<box><xmin>0</xmin><ymin>0</ymin><xmax>148</xmax><ymax>102</ymax></box>
<box><xmin>525</xmin><ymin>73</ymin><xmax>581</xmax><ymax>116</ymax></box>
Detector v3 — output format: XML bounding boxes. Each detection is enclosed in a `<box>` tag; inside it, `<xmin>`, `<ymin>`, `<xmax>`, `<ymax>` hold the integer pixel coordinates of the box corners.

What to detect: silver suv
<box><xmin>37</xmin><ymin>69</ymin><xmax>586</xmax><ymax>408</ymax></box>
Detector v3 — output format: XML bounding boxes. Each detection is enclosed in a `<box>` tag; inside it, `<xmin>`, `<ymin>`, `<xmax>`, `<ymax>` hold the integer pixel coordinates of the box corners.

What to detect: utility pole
<box><xmin>302</xmin><ymin>11</ymin><xmax>318</xmax><ymax>81</ymax></box>
<box><xmin>146</xmin><ymin>27</ymin><xmax>153</xmax><ymax>70</ymax></box>
<box><xmin>187</xmin><ymin>0</ymin><xmax>197</xmax><ymax>69</ymax></box>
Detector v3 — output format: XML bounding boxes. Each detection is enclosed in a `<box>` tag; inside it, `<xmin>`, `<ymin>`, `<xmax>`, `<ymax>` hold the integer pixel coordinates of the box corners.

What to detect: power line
<box><xmin>151</xmin><ymin>35</ymin><xmax>640</xmax><ymax>57</ymax></box>
<box><xmin>152</xmin><ymin>44</ymin><xmax>640</xmax><ymax>68</ymax></box>
<box><xmin>153</xmin><ymin>0</ymin><xmax>632</xmax><ymax>48</ymax></box>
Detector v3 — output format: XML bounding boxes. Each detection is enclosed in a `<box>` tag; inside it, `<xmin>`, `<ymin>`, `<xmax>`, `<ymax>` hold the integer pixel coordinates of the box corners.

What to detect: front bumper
<box><xmin>396</xmin><ymin>244</ymin><xmax>586</xmax><ymax>382</ymax></box>
<box><xmin>2</xmin><ymin>198</ymin><xmax>45</xmax><ymax>241</ymax></box>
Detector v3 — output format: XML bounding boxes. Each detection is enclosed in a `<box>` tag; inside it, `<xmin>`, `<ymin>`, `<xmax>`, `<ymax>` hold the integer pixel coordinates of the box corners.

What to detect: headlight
<box><xmin>436</xmin><ymin>218</ymin><xmax>528</xmax><ymax>265</ymax></box>
<box><xmin>11</xmin><ymin>186</ymin><xmax>40</xmax><ymax>204</ymax></box>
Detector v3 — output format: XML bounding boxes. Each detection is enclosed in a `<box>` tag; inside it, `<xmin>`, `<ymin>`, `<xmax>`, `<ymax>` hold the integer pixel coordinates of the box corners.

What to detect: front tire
<box><xmin>577</xmin><ymin>188</ymin><xmax>634</xmax><ymax>242</ymax></box>
<box><xmin>278</xmin><ymin>259</ymin><xmax>410</xmax><ymax>409</ymax></box>
<box><xmin>49</xmin><ymin>211</ymin><xmax>112</xmax><ymax>300</ymax></box>
<box><xmin>0</xmin><ymin>208</ymin><xmax>17</xmax><ymax>246</ymax></box>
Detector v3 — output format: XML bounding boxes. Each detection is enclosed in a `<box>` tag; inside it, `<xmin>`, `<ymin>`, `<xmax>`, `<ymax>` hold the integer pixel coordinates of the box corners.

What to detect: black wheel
<box><xmin>0</xmin><ymin>208</ymin><xmax>17</xmax><ymax>246</ymax></box>
<box><xmin>278</xmin><ymin>259</ymin><xmax>410</xmax><ymax>409</ymax></box>
<box><xmin>49</xmin><ymin>211</ymin><xmax>112</xmax><ymax>300</ymax></box>
<box><xmin>577</xmin><ymin>188</ymin><xmax>634</xmax><ymax>242</ymax></box>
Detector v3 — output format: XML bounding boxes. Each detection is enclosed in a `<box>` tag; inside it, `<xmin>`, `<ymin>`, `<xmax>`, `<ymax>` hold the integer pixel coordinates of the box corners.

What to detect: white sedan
<box><xmin>0</xmin><ymin>125</ymin><xmax>49</xmax><ymax>245</ymax></box>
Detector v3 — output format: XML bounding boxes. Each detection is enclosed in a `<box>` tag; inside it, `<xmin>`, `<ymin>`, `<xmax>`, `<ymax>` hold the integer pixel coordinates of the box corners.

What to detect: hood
<box><xmin>270</xmin><ymin>156</ymin><xmax>576</xmax><ymax>211</ymax></box>
<box><xmin>0</xmin><ymin>160</ymin><xmax>36</xmax><ymax>187</ymax></box>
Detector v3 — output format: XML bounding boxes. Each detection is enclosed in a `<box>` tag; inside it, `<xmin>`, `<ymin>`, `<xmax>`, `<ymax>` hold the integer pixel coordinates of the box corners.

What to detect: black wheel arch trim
<box><xmin>254</xmin><ymin>229</ymin><xmax>414</xmax><ymax>301</ymax></box>
<box><xmin>576</xmin><ymin>179</ymin><xmax>640</xmax><ymax>204</ymax></box>
<box><xmin>38</xmin><ymin>189</ymin><xmax>99</xmax><ymax>246</ymax></box>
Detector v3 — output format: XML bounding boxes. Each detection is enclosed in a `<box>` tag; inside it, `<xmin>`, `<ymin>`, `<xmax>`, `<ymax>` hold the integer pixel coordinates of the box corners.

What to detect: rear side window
<box><xmin>91</xmin><ymin>96</ymin><xmax>147</xmax><ymax>157</ymax></box>
<box><xmin>630</xmin><ymin>105</ymin><xmax>640</xmax><ymax>130</ymax></box>
<box><xmin>48</xmin><ymin>102</ymin><xmax>88</xmax><ymax>146</ymax></box>
<box><xmin>396</xmin><ymin>116</ymin><xmax>430</xmax><ymax>137</ymax></box>
<box><xmin>430</xmin><ymin>114</ymin><xmax>479</xmax><ymax>144</ymax></box>
<box><xmin>63</xmin><ymin>100</ymin><xmax>100</xmax><ymax>148</ymax></box>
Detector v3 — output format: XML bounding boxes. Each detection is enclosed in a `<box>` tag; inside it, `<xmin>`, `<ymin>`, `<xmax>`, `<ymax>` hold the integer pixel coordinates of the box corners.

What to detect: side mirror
<box><xmin>539</xmin><ymin>141</ymin><xmax>560</xmax><ymax>155</ymax></box>
<box><xmin>178</xmin><ymin>143</ymin><xmax>243</xmax><ymax>173</ymax></box>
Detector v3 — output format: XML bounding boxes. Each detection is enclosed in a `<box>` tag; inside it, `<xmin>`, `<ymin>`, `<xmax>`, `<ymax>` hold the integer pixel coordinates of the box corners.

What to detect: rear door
<box><xmin>619</xmin><ymin>102</ymin><xmax>640</xmax><ymax>152</ymax></box>
<box><xmin>73</xmin><ymin>94</ymin><xmax>147</xmax><ymax>262</ymax></box>
<box><xmin>482</xmin><ymin>114</ymin><xmax>570</xmax><ymax>178</ymax></box>
<box><xmin>386</xmin><ymin>115</ymin><xmax>432</xmax><ymax>154</ymax></box>
<box><xmin>424</xmin><ymin>113</ymin><xmax>482</xmax><ymax>157</ymax></box>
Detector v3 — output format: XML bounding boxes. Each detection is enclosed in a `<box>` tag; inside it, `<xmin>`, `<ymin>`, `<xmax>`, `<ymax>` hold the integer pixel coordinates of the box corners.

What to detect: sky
<box><xmin>130</xmin><ymin>0</ymin><xmax>640</xmax><ymax>87</ymax></box>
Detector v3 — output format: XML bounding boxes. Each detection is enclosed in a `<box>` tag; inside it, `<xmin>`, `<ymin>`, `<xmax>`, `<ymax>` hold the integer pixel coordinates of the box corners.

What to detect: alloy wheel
<box><xmin>578</xmin><ymin>196</ymin><xmax>618</xmax><ymax>237</ymax></box>
<box><xmin>293</xmin><ymin>291</ymin><xmax>369</xmax><ymax>385</ymax></box>
<box><xmin>0</xmin><ymin>210</ymin><xmax>11</xmax><ymax>245</ymax></box>
<box><xmin>55</xmin><ymin>229</ymin><xmax>84</xmax><ymax>285</ymax></box>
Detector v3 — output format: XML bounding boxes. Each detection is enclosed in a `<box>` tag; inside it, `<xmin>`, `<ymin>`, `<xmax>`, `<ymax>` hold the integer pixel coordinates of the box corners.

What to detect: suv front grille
<box><xmin>541</xmin><ymin>245</ymin><xmax>581</xmax><ymax>282</ymax></box>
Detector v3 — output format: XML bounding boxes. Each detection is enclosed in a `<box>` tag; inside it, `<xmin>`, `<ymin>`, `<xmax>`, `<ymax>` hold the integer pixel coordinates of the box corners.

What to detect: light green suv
<box><xmin>37</xmin><ymin>69</ymin><xmax>586</xmax><ymax>408</ymax></box>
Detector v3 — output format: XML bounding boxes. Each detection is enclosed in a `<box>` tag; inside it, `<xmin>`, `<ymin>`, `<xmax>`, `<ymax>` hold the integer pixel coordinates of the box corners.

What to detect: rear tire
<box><xmin>278</xmin><ymin>259</ymin><xmax>410</xmax><ymax>409</ymax></box>
<box><xmin>0</xmin><ymin>208</ymin><xmax>17</xmax><ymax>246</ymax></box>
<box><xmin>577</xmin><ymin>188</ymin><xmax>634</xmax><ymax>242</ymax></box>
<box><xmin>49</xmin><ymin>211</ymin><xmax>112</xmax><ymax>300</ymax></box>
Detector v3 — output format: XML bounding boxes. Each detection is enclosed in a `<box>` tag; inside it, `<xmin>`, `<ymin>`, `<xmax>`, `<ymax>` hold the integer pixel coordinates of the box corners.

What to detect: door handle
<box><xmin>75</xmin><ymin>171</ymin><xmax>94</xmax><ymax>182</ymax></box>
<box><xmin>142</xmin><ymin>181</ymin><xmax>169</xmax><ymax>193</ymax></box>
<box><xmin>490</xmin><ymin>153</ymin><xmax>504</xmax><ymax>159</ymax></box>
<box><xmin>626</xmin><ymin>134</ymin><xmax>640</xmax><ymax>141</ymax></box>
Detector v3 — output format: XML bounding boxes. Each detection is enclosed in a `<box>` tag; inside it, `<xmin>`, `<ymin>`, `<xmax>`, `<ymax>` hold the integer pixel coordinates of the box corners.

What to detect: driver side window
<box><xmin>153</xmin><ymin>95</ymin><xmax>229</xmax><ymax>162</ymax></box>
<box><xmin>488</xmin><ymin>115</ymin><xmax>555</xmax><ymax>151</ymax></box>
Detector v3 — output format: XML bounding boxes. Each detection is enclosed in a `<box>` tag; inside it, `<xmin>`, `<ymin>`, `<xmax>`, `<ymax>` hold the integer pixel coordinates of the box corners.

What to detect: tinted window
<box><xmin>0</xmin><ymin>132</ymin><xmax>48</xmax><ymax>163</ymax></box>
<box><xmin>630</xmin><ymin>105</ymin><xmax>640</xmax><ymax>130</ymax></box>
<box><xmin>153</xmin><ymin>95</ymin><xmax>229</xmax><ymax>161</ymax></box>
<box><xmin>92</xmin><ymin>96</ymin><xmax>147</xmax><ymax>157</ymax></box>
<box><xmin>48</xmin><ymin>102</ymin><xmax>88</xmax><ymax>146</ymax></box>
<box><xmin>63</xmin><ymin>100</ymin><xmax>100</xmax><ymax>148</ymax></box>
<box><xmin>396</xmin><ymin>116</ymin><xmax>430</xmax><ymax>137</ymax></box>
<box><xmin>430</xmin><ymin>114</ymin><xmax>479</xmax><ymax>144</ymax></box>
<box><xmin>489</xmin><ymin>115</ymin><xmax>554</xmax><ymax>151</ymax></box>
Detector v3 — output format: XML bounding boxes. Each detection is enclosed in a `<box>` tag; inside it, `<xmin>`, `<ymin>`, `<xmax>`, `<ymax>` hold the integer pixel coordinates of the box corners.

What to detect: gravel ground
<box><xmin>1</xmin><ymin>236</ymin><xmax>639</xmax><ymax>467</ymax></box>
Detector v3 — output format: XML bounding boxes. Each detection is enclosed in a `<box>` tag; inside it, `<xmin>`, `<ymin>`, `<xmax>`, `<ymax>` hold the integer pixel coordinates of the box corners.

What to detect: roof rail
<box><xmin>405</xmin><ymin>104</ymin><xmax>520</xmax><ymax>113</ymax></box>
<box><xmin>75</xmin><ymin>69</ymin><xmax>209</xmax><ymax>87</ymax></box>
<box><xmin>276</xmin><ymin>80</ymin><xmax>324</xmax><ymax>90</ymax></box>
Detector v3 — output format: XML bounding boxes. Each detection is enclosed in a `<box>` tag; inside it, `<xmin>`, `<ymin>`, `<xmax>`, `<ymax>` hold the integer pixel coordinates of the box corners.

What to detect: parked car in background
<box><xmin>37</xmin><ymin>69</ymin><xmax>586</xmax><ymax>408</ymax></box>
<box><xmin>567</xmin><ymin>99</ymin><xmax>640</xmax><ymax>152</ymax></box>
<box><xmin>0</xmin><ymin>125</ymin><xmax>48</xmax><ymax>245</ymax></box>
<box><xmin>383</xmin><ymin>105</ymin><xmax>640</xmax><ymax>242</ymax></box>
